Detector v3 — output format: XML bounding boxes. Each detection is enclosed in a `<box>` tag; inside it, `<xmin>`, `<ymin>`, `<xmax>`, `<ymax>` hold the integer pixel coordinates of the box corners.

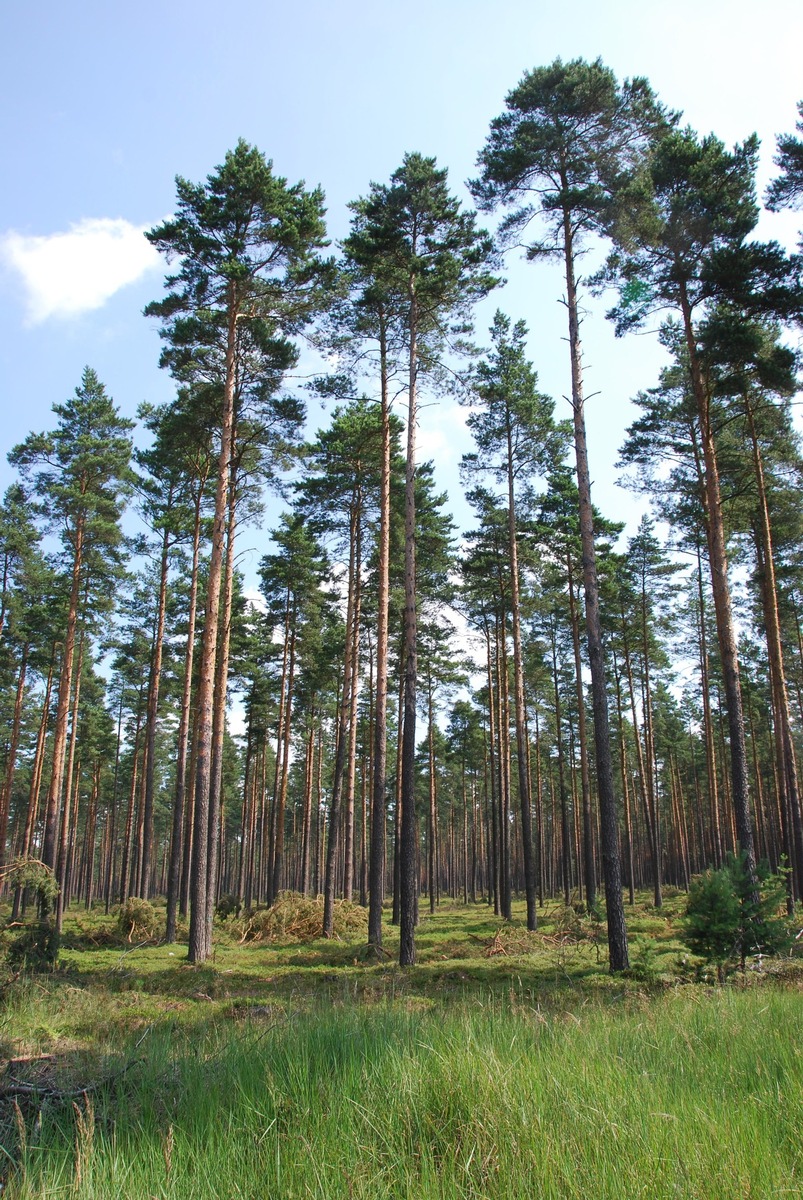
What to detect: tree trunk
<box><xmin>167</xmin><ymin>481</ymin><xmax>204</xmax><ymax>939</ymax></box>
<box><xmin>399</xmin><ymin>279</ymin><xmax>419</xmax><ymax>966</ymax></box>
<box><xmin>567</xmin><ymin>555</ymin><xmax>596</xmax><ymax>910</ymax></box>
<box><xmin>369</xmin><ymin>307</ymin><xmax>391</xmax><ymax>948</ymax></box>
<box><xmin>0</xmin><ymin>643</ymin><xmax>28</xmax><ymax>872</ymax></box>
<box><xmin>56</xmin><ymin>630</ymin><xmax>85</xmax><ymax>931</ymax></box>
<box><xmin>207</xmin><ymin>471</ymin><xmax>238</xmax><ymax>938</ymax></box>
<box><xmin>506</xmin><ymin>416</ymin><xmax>537</xmax><ymax>928</ymax></box>
<box><xmin>679</xmin><ymin>282</ymin><xmax>756</xmax><ymax>885</ymax></box>
<box><xmin>343</xmin><ymin>509</ymin><xmax>362</xmax><ymax>901</ymax></box>
<box><xmin>322</xmin><ymin>511</ymin><xmax>359</xmax><ymax>937</ymax></box>
<box><xmin>561</xmin><ymin>208</ymin><xmax>628</xmax><ymax>969</ymax></box>
<box><xmin>140</xmin><ymin>507</ymin><xmax>172</xmax><ymax>899</ymax></box>
<box><xmin>42</xmin><ymin>517</ymin><xmax>84</xmax><ymax>879</ymax></box>
<box><xmin>188</xmin><ymin>286</ymin><xmax>239</xmax><ymax>963</ymax></box>
<box><xmin>12</xmin><ymin>651</ymin><xmax>55</xmax><ymax>919</ymax></box>
<box><xmin>745</xmin><ymin>396</ymin><xmax>803</xmax><ymax>897</ymax></box>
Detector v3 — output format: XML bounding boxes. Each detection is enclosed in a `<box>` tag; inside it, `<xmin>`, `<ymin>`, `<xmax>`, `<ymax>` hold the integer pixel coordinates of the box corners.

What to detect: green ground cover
<box><xmin>1</xmin><ymin>896</ymin><xmax>802</xmax><ymax>1198</ymax></box>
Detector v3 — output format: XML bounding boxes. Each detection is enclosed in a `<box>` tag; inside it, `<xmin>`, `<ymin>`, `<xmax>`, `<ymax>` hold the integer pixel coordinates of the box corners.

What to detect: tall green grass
<box><xmin>7</xmin><ymin>988</ymin><xmax>803</xmax><ymax>1198</ymax></box>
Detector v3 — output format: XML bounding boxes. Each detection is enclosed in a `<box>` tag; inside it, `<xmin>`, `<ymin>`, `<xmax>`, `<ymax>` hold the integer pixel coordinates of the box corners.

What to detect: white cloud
<box><xmin>0</xmin><ymin>217</ymin><xmax>162</xmax><ymax>323</ymax></box>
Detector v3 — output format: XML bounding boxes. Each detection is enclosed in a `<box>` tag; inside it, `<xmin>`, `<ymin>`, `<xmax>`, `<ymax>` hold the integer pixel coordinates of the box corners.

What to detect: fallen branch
<box><xmin>0</xmin><ymin>1057</ymin><xmax>144</xmax><ymax>1103</ymax></box>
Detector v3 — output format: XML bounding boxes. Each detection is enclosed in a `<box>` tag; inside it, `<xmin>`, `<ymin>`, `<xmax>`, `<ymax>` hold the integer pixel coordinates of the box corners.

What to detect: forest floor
<box><xmin>1</xmin><ymin>892</ymin><xmax>802</xmax><ymax>1197</ymax></box>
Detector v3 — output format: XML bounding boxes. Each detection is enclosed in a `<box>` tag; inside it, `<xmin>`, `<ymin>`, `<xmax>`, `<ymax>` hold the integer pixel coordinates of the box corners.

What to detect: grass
<box><xmin>1</xmin><ymin>893</ymin><xmax>802</xmax><ymax>1198</ymax></box>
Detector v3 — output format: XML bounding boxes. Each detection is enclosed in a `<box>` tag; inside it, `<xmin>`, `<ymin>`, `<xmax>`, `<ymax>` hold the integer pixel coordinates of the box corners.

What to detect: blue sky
<box><xmin>1</xmin><ymin>0</ymin><xmax>801</xmax><ymax>587</ymax></box>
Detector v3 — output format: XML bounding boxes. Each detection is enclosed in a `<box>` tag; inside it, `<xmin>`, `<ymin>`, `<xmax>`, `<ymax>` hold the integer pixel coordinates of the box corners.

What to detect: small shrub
<box><xmin>682</xmin><ymin>853</ymin><xmax>792</xmax><ymax>979</ymax></box>
<box><xmin>215</xmin><ymin>893</ymin><xmax>241</xmax><ymax>921</ymax></box>
<box><xmin>1</xmin><ymin>858</ymin><xmax>61</xmax><ymax>971</ymax></box>
<box><xmin>5</xmin><ymin>920</ymin><xmax>60</xmax><ymax>970</ymax></box>
<box><xmin>628</xmin><ymin>937</ymin><xmax>660</xmax><ymax>983</ymax></box>
<box><xmin>550</xmin><ymin>905</ymin><xmax>585</xmax><ymax>943</ymax></box>
<box><xmin>117</xmin><ymin>898</ymin><xmax>160</xmax><ymax>942</ymax></box>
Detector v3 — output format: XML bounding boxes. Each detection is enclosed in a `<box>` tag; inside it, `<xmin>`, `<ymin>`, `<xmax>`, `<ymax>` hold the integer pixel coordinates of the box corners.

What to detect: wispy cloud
<box><xmin>0</xmin><ymin>218</ymin><xmax>161</xmax><ymax>323</ymax></box>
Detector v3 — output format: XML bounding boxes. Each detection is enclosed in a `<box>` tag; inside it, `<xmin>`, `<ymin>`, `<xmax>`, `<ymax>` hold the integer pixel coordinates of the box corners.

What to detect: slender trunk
<box><xmin>567</xmin><ymin>555</ymin><xmax>596</xmax><ymax>910</ymax></box>
<box><xmin>141</xmin><ymin>513</ymin><xmax>172</xmax><ymax>898</ymax></box>
<box><xmin>267</xmin><ymin>596</ymin><xmax>292</xmax><ymax>904</ymax></box>
<box><xmin>42</xmin><ymin>518</ymin><xmax>84</xmax><ymax>878</ymax></box>
<box><xmin>207</xmin><ymin>473</ymin><xmax>238</xmax><ymax>938</ymax></box>
<box><xmin>427</xmin><ymin>671</ymin><xmax>437</xmax><ymax>914</ymax></box>
<box><xmin>551</xmin><ymin>629</ymin><xmax>572</xmax><ymax>906</ymax></box>
<box><xmin>695</xmin><ymin>555</ymin><xmax>723</xmax><ymax>866</ymax></box>
<box><xmin>120</xmin><ymin>684</ymin><xmax>146</xmax><ymax>906</ymax></box>
<box><xmin>485</xmin><ymin>627</ymin><xmax>500</xmax><ymax>914</ymax></box>
<box><xmin>188</xmin><ymin>288</ymin><xmax>238</xmax><ymax>962</ymax></box>
<box><xmin>369</xmin><ymin>308</ymin><xmax>391</xmax><ymax>947</ymax></box>
<box><xmin>679</xmin><ymin>283</ymin><xmax>756</xmax><ymax>884</ymax></box>
<box><xmin>506</xmin><ymin>416</ymin><xmax>537</xmax><ymax>928</ymax></box>
<box><xmin>343</xmin><ymin>510</ymin><xmax>362</xmax><ymax>901</ymax></box>
<box><xmin>103</xmin><ymin>692</ymin><xmax>124</xmax><ymax>913</ymax></box>
<box><xmin>271</xmin><ymin>618</ymin><xmax>296</xmax><ymax>901</ymax></box>
<box><xmin>612</xmin><ymin>651</ymin><xmax>636</xmax><ymax>906</ymax></box>
<box><xmin>12</xmin><ymin>651</ymin><xmax>55</xmax><ymax>919</ymax></box>
<box><xmin>56</xmin><ymin>631</ymin><xmax>85</xmax><ymax>931</ymax></box>
<box><xmin>495</xmin><ymin>616</ymin><xmax>512</xmax><ymax>919</ymax></box>
<box><xmin>0</xmin><ymin>643</ymin><xmax>28</xmax><ymax>871</ymax></box>
<box><xmin>167</xmin><ymin>486</ymin><xmax>204</xmax><ymax>939</ymax></box>
<box><xmin>300</xmin><ymin>716</ymin><xmax>315</xmax><ymax>896</ymax></box>
<box><xmin>620</xmin><ymin>612</ymin><xmax>661</xmax><ymax>908</ymax></box>
<box><xmin>392</xmin><ymin>672</ymin><xmax>404</xmax><ymax>925</ymax></box>
<box><xmin>745</xmin><ymin>397</ymin><xmax>803</xmax><ymax>895</ymax></box>
<box><xmin>238</xmin><ymin>724</ymin><xmax>255</xmax><ymax>903</ymax></box>
<box><xmin>323</xmin><ymin>512</ymin><xmax>358</xmax><ymax>936</ymax></box>
<box><xmin>399</xmin><ymin>278</ymin><xmax>419</xmax><ymax>965</ymax></box>
<box><xmin>561</xmin><ymin>208</ymin><xmax>628</xmax><ymax>969</ymax></box>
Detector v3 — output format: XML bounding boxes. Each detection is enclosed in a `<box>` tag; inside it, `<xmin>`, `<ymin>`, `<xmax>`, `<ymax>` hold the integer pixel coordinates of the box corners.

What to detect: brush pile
<box><xmin>236</xmin><ymin>893</ymin><xmax>368</xmax><ymax>944</ymax></box>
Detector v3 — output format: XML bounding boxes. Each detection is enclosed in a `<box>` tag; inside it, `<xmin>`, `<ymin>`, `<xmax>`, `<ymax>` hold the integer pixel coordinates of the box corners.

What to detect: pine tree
<box><xmin>9</xmin><ymin>369</ymin><xmax>134</xmax><ymax>905</ymax></box>
<box><xmin>472</xmin><ymin>59</ymin><xmax>663</xmax><ymax>969</ymax></box>
<box><xmin>349</xmin><ymin>153</ymin><xmax>496</xmax><ymax>965</ymax></box>
<box><xmin>462</xmin><ymin>312</ymin><xmax>567</xmax><ymax>928</ymax></box>
<box><xmin>601</xmin><ymin>127</ymin><xmax>766</xmax><ymax>887</ymax></box>
<box><xmin>146</xmin><ymin>141</ymin><xmax>330</xmax><ymax>961</ymax></box>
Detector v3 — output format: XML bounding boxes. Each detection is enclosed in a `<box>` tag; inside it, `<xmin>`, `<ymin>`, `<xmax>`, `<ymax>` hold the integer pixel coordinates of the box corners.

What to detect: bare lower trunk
<box><xmin>0</xmin><ymin>644</ymin><xmax>28</xmax><ymax>872</ymax></box>
<box><xmin>745</xmin><ymin>398</ymin><xmax>803</xmax><ymax>896</ymax></box>
<box><xmin>399</xmin><ymin>283</ymin><xmax>419</xmax><ymax>966</ymax></box>
<box><xmin>323</xmin><ymin>514</ymin><xmax>358</xmax><ymax>937</ymax></box>
<box><xmin>207</xmin><ymin>476</ymin><xmax>238</xmax><ymax>940</ymax></box>
<box><xmin>141</xmin><ymin>513</ymin><xmax>172</xmax><ymax>899</ymax></box>
<box><xmin>679</xmin><ymin>284</ymin><xmax>756</xmax><ymax>884</ymax></box>
<box><xmin>567</xmin><ymin>556</ymin><xmax>596</xmax><ymax>911</ymax></box>
<box><xmin>369</xmin><ymin>313</ymin><xmax>391</xmax><ymax>947</ymax></box>
<box><xmin>188</xmin><ymin>292</ymin><xmax>238</xmax><ymax>963</ymax></box>
<box><xmin>507</xmin><ymin>419</ymin><xmax>537</xmax><ymax>929</ymax></box>
<box><xmin>562</xmin><ymin>211</ymin><xmax>628</xmax><ymax>969</ymax></box>
<box><xmin>166</xmin><ymin>491</ymin><xmax>202</xmax><ymax>941</ymax></box>
<box><xmin>56</xmin><ymin>631</ymin><xmax>85</xmax><ymax>931</ymax></box>
<box><xmin>343</xmin><ymin>517</ymin><xmax>362</xmax><ymax>901</ymax></box>
<box><xmin>42</xmin><ymin>518</ymin><xmax>84</xmax><ymax>879</ymax></box>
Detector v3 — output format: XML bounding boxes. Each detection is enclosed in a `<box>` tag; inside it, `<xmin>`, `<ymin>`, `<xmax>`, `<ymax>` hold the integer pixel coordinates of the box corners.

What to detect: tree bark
<box><xmin>562</xmin><ymin>210</ymin><xmax>628</xmax><ymax>968</ymax></box>
<box><xmin>745</xmin><ymin>396</ymin><xmax>803</xmax><ymax>896</ymax></box>
<box><xmin>140</xmin><ymin>504</ymin><xmax>173</xmax><ymax>899</ymax></box>
<box><xmin>399</xmin><ymin>279</ymin><xmax>419</xmax><ymax>966</ymax></box>
<box><xmin>506</xmin><ymin>414</ymin><xmax>537</xmax><ymax>928</ymax></box>
<box><xmin>188</xmin><ymin>289</ymin><xmax>238</xmax><ymax>962</ymax></box>
<box><xmin>368</xmin><ymin>308</ymin><xmax>391</xmax><ymax>948</ymax></box>
<box><xmin>679</xmin><ymin>283</ymin><xmax>757</xmax><ymax>884</ymax></box>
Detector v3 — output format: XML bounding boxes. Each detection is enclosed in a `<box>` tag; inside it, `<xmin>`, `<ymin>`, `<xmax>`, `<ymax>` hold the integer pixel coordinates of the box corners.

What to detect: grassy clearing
<box><xmin>1</xmin><ymin>895</ymin><xmax>802</xmax><ymax>1198</ymax></box>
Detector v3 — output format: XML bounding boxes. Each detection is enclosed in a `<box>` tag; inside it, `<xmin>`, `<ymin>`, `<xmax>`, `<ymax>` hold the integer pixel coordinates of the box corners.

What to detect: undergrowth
<box><xmin>0</xmin><ymin>894</ymin><xmax>801</xmax><ymax>1198</ymax></box>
